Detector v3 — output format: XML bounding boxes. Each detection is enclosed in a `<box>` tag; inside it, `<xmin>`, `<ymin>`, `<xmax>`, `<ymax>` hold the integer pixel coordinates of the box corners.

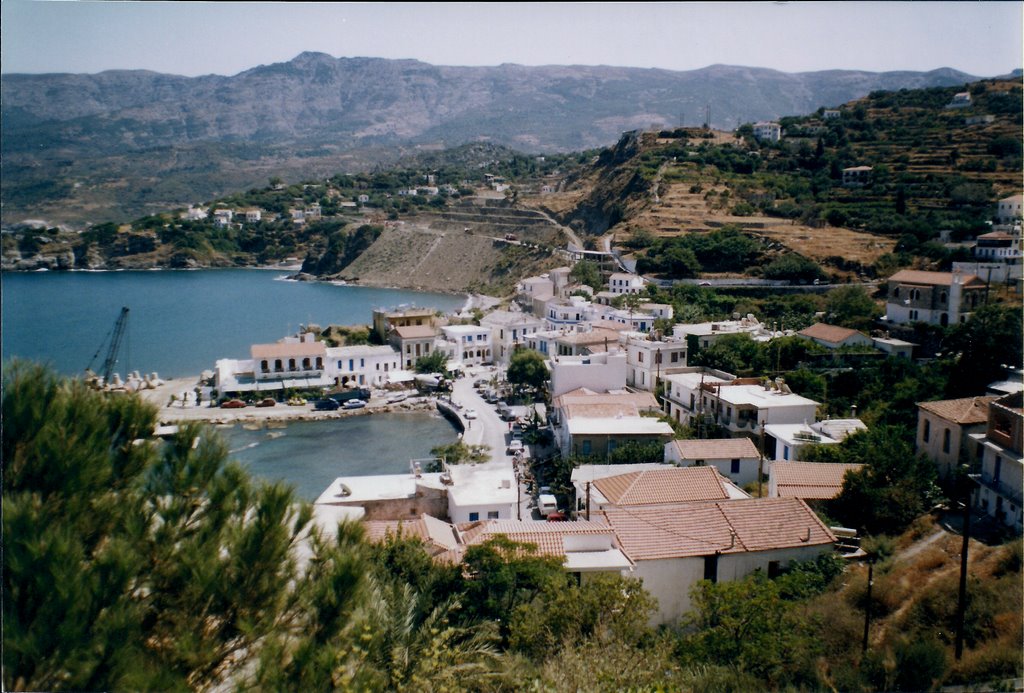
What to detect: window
<box><xmin>581</xmin><ymin>440</ymin><xmax>592</xmax><ymax>455</ymax></box>
<box><xmin>487</xmin><ymin>511</ymin><xmax>500</xmax><ymax>520</ymax></box>
<box><xmin>768</xmin><ymin>561</ymin><xmax>781</xmax><ymax>579</ymax></box>
<box><xmin>783</xmin><ymin>445</ymin><xmax>790</xmax><ymax>460</ymax></box>
<box><xmin>349</xmin><ymin>359</ymin><xmax>354</xmax><ymax>371</ymax></box>
<box><xmin>360</xmin><ymin>358</ymin><xmax>365</xmax><ymax>367</ymax></box>
<box><xmin>994</xmin><ymin>456</ymin><xmax>1002</xmax><ymax>482</ymax></box>
<box><xmin>261</xmin><ymin>360</ymin><xmax>269</xmax><ymax>373</ymax></box>
<box><xmin>942</xmin><ymin>428</ymin><xmax>951</xmax><ymax>454</ymax></box>
<box><xmin>671</xmin><ymin>352</ymin><xmax>680</xmax><ymax>363</ymax></box>
<box><xmin>923</xmin><ymin>419</ymin><xmax>930</xmax><ymax>442</ymax></box>
<box><xmin>638</xmin><ymin>351</ymin><xmax>644</xmax><ymax>363</ymax></box>
<box><xmin>703</xmin><ymin>554</ymin><xmax>718</xmax><ymax>583</ymax></box>
<box><xmin>731</xmin><ymin>459</ymin><xmax>741</xmax><ymax>474</ymax></box>
<box><xmin>469</xmin><ymin>512</ymin><xmax>479</xmax><ymax>522</ymax></box>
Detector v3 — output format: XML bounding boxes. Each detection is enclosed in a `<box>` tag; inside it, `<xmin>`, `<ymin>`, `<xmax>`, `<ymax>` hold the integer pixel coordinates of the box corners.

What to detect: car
<box><xmin>485</xmin><ymin>391</ymin><xmax>499</xmax><ymax>403</ymax></box>
<box><xmin>314</xmin><ymin>399</ymin><xmax>341</xmax><ymax>411</ymax></box>
<box><xmin>464</xmin><ymin>408</ymin><xmax>477</xmax><ymax>419</ymax></box>
<box><xmin>287</xmin><ymin>396</ymin><xmax>306</xmax><ymax>406</ymax></box>
<box><xmin>343</xmin><ymin>399</ymin><xmax>367</xmax><ymax>409</ymax></box>
<box><xmin>545</xmin><ymin>512</ymin><xmax>568</xmax><ymax>522</ymax></box>
<box><xmin>220</xmin><ymin>399</ymin><xmax>247</xmax><ymax>409</ymax></box>
<box><xmin>538</xmin><ymin>493</ymin><xmax>558</xmax><ymax>517</ymax></box>
<box><xmin>255</xmin><ymin>397</ymin><xmax>277</xmax><ymax>408</ymax></box>
<box><xmin>507</xmin><ymin>439</ymin><xmax>524</xmax><ymax>454</ymax></box>
<box><xmin>473</xmin><ymin>378</ymin><xmax>488</xmax><ymax>389</ymax></box>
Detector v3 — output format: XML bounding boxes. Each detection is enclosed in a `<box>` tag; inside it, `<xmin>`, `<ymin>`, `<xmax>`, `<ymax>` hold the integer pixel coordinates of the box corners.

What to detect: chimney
<box><xmin>850</xmin><ymin>404</ymin><xmax>858</xmax><ymax>418</ymax></box>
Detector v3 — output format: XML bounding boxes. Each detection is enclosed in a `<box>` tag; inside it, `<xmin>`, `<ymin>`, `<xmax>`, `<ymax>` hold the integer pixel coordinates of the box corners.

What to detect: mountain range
<box><xmin>1</xmin><ymin>53</ymin><xmax>1008</xmax><ymax>226</ymax></box>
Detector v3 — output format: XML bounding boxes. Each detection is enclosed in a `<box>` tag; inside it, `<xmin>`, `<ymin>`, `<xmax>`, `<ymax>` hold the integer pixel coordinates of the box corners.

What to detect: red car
<box><xmin>220</xmin><ymin>399</ymin><xmax>247</xmax><ymax>409</ymax></box>
<box><xmin>255</xmin><ymin>398</ymin><xmax>277</xmax><ymax>408</ymax></box>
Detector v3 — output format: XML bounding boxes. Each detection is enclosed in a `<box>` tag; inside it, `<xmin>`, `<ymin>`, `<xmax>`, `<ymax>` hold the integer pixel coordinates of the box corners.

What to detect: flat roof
<box><xmin>315</xmin><ymin>473</ymin><xmax>446</xmax><ymax>505</ymax></box>
<box><xmin>567</xmin><ymin>417</ymin><xmax>674</xmax><ymax>436</ymax></box>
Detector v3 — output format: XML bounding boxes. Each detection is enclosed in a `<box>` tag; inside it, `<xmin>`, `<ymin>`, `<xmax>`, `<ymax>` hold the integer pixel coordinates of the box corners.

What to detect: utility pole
<box><xmin>955</xmin><ymin>476</ymin><xmax>978</xmax><ymax>660</ymax></box>
<box><xmin>758</xmin><ymin>420</ymin><xmax>766</xmax><ymax>498</ymax></box>
<box><xmin>586</xmin><ymin>481</ymin><xmax>591</xmax><ymax>521</ymax></box>
<box><xmin>862</xmin><ymin>558</ymin><xmax>875</xmax><ymax>653</ymax></box>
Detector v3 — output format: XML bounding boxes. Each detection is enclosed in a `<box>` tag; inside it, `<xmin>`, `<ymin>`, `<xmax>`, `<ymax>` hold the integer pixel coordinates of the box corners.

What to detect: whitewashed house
<box><xmin>970</xmin><ymin>392</ymin><xmax>1023</xmax><ymax>534</ymax></box>
<box><xmin>440</xmin><ymin>324</ymin><xmax>494</xmax><ymax>367</ymax></box>
<box><xmin>665</xmin><ymin>437</ymin><xmax>762</xmax><ymax>487</ymax></box>
<box><xmin>481</xmin><ymin>311</ymin><xmax>546</xmax><ymax>365</ymax></box>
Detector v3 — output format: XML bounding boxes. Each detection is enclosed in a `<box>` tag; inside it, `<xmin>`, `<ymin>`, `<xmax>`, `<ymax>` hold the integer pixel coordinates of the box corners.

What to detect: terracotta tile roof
<box><xmin>564</xmin><ymin>402</ymin><xmax>641</xmax><ymax>419</ymax></box>
<box><xmin>798</xmin><ymin>323</ymin><xmax>866</xmax><ymax>345</ymax></box>
<box><xmin>888</xmin><ymin>269</ymin><xmax>984</xmax><ymax>287</ymax></box>
<box><xmin>362</xmin><ymin>515</ymin><xmax>459</xmax><ymax>554</ymax></box>
<box><xmin>455</xmin><ymin>519</ymin><xmax>614</xmax><ymax>557</ymax></box>
<box><xmin>602</xmin><ymin>498</ymin><xmax>835</xmax><ymax>561</ymax></box>
<box><xmin>670</xmin><ymin>437</ymin><xmax>760</xmax><ymax>460</ymax></box>
<box><xmin>251</xmin><ymin>341</ymin><xmax>326</xmax><ymax>359</ymax></box>
<box><xmin>771</xmin><ymin>461</ymin><xmax>864</xmax><ymax>499</ymax></box>
<box><xmin>594</xmin><ymin>466</ymin><xmax>730</xmax><ymax>506</ymax></box>
<box><xmin>917</xmin><ymin>397</ymin><xmax>996</xmax><ymax>425</ymax></box>
<box><xmin>555</xmin><ymin>390</ymin><xmax>660</xmax><ymax>412</ymax></box>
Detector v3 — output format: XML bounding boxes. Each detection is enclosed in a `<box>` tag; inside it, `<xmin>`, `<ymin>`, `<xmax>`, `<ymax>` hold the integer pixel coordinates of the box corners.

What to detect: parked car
<box><xmin>287</xmin><ymin>396</ymin><xmax>306</xmax><ymax>406</ymax></box>
<box><xmin>220</xmin><ymin>399</ymin><xmax>246</xmax><ymax>409</ymax></box>
<box><xmin>464</xmin><ymin>408</ymin><xmax>477</xmax><ymax>419</ymax></box>
<box><xmin>255</xmin><ymin>397</ymin><xmax>277</xmax><ymax>408</ymax></box>
<box><xmin>473</xmin><ymin>379</ymin><xmax>489</xmax><ymax>389</ymax></box>
<box><xmin>343</xmin><ymin>399</ymin><xmax>367</xmax><ymax>409</ymax></box>
<box><xmin>507</xmin><ymin>439</ymin><xmax>525</xmax><ymax>454</ymax></box>
<box><xmin>314</xmin><ymin>399</ymin><xmax>341</xmax><ymax>411</ymax></box>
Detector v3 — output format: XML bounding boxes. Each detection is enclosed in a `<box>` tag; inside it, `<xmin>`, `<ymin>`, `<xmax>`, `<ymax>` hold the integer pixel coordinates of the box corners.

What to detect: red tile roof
<box><xmin>669</xmin><ymin>437</ymin><xmax>760</xmax><ymax>461</ymax></box>
<box><xmin>917</xmin><ymin>397</ymin><xmax>996</xmax><ymax>425</ymax></box>
<box><xmin>888</xmin><ymin>269</ymin><xmax>984</xmax><ymax>287</ymax></box>
<box><xmin>594</xmin><ymin>466</ymin><xmax>731</xmax><ymax>505</ymax></box>
<box><xmin>798</xmin><ymin>323</ymin><xmax>867</xmax><ymax>345</ymax></box>
<box><xmin>602</xmin><ymin>498</ymin><xmax>835</xmax><ymax>561</ymax></box>
<box><xmin>455</xmin><ymin>519</ymin><xmax>614</xmax><ymax>557</ymax></box>
<box><xmin>771</xmin><ymin>461</ymin><xmax>863</xmax><ymax>499</ymax></box>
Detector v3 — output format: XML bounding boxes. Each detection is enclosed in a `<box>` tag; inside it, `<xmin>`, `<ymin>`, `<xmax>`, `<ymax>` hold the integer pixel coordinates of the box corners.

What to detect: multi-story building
<box><xmin>885</xmin><ymin>269</ymin><xmax>986</xmax><ymax>326</ymax></box>
<box><xmin>372</xmin><ymin>307</ymin><xmax>437</xmax><ymax>342</ymax></box>
<box><xmin>621</xmin><ymin>333</ymin><xmax>688</xmax><ymax>392</ymax></box>
<box><xmin>440</xmin><ymin>324</ymin><xmax>493</xmax><ymax>367</ymax></box>
<box><xmin>916</xmin><ymin>396</ymin><xmax>996</xmax><ymax>479</ymax></box>
<box><xmin>969</xmin><ymin>392</ymin><xmax>1023</xmax><ymax>534</ymax></box>
<box><xmin>480</xmin><ymin>311</ymin><xmax>546</xmax><ymax>365</ymax></box>
<box><xmin>752</xmin><ymin>121</ymin><xmax>782</xmax><ymax>142</ymax></box>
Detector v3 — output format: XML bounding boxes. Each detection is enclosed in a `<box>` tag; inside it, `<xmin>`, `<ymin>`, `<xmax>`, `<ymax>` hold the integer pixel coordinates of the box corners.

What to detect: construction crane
<box><xmin>86</xmin><ymin>306</ymin><xmax>129</xmax><ymax>388</ymax></box>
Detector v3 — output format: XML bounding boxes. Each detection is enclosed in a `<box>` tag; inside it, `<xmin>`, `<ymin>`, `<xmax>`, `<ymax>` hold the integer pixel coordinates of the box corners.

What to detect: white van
<box><xmin>538</xmin><ymin>493</ymin><xmax>558</xmax><ymax>517</ymax></box>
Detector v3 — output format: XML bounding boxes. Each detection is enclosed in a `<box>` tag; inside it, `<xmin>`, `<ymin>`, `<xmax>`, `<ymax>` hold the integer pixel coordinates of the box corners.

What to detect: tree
<box><xmin>507</xmin><ymin>349</ymin><xmax>548</xmax><ymax>393</ymax></box>
<box><xmin>429</xmin><ymin>441</ymin><xmax>491</xmax><ymax>466</ymax></box>
<box><xmin>414</xmin><ymin>350</ymin><xmax>448</xmax><ymax>374</ymax></box>
<box><xmin>825</xmin><ymin>285</ymin><xmax>880</xmax><ymax>330</ymax></box>
<box><xmin>569</xmin><ymin>259</ymin><xmax>601</xmax><ymax>290</ymax></box>
<box><xmin>3</xmin><ymin>362</ymin><xmax>319</xmax><ymax>691</ymax></box>
<box><xmin>942</xmin><ymin>304</ymin><xmax>1023</xmax><ymax>397</ymax></box>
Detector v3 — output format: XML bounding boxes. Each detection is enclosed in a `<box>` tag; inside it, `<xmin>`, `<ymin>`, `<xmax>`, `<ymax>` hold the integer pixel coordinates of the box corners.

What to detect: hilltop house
<box><xmin>841</xmin><ymin>166</ymin><xmax>872</xmax><ymax>188</ymax></box>
<box><xmin>753</xmin><ymin>122</ymin><xmax>782</xmax><ymax>142</ymax></box>
<box><xmin>607</xmin><ymin>272</ymin><xmax>647</xmax><ymax>295</ymax></box>
<box><xmin>995</xmin><ymin>194</ymin><xmax>1023</xmax><ymax>225</ymax></box>
<box><xmin>945</xmin><ymin>91</ymin><xmax>972</xmax><ymax>109</ymax></box>
<box><xmin>917</xmin><ymin>396</ymin><xmax>996</xmax><ymax>479</ymax></box>
<box><xmin>885</xmin><ymin>269</ymin><xmax>985</xmax><ymax>326</ymax></box>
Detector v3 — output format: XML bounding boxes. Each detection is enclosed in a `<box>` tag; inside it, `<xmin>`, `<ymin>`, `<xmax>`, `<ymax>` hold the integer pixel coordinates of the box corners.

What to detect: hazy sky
<box><xmin>2</xmin><ymin>1</ymin><xmax>1021</xmax><ymax>77</ymax></box>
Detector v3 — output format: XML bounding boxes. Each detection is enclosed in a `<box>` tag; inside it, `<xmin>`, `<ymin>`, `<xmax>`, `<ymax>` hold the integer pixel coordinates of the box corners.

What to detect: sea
<box><xmin>1</xmin><ymin>268</ymin><xmax>464</xmax><ymax>497</ymax></box>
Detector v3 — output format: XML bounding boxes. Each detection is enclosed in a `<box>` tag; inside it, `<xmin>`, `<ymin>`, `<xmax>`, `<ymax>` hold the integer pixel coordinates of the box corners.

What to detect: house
<box><xmin>357</xmin><ymin>194</ymin><xmax>370</xmax><ymax>204</ymax></box>
<box><xmin>607</xmin><ymin>272</ymin><xmax>647</xmax><ymax>295</ymax></box>
<box><xmin>872</xmin><ymin>336</ymin><xmax>916</xmax><ymax>359</ymax></box>
<box><xmin>549</xmin><ymin>352</ymin><xmax>626</xmax><ymax>397</ymax></box>
<box><xmin>445</xmin><ymin>464</ymin><xmax>518</xmax><ymax>523</ymax></box>
<box><xmin>582</xmin><ymin>467</ymin><xmax>748</xmax><ymax>516</ymax></box>
<box><xmin>974</xmin><ymin>231</ymin><xmax>1023</xmax><ymax>263</ymax></box>
<box><xmin>602</xmin><ymin>498</ymin><xmax>836</xmax><ymax>623</ymax></box>
<box><xmin>622</xmin><ymin>334</ymin><xmax>688</xmax><ymax>392</ymax></box>
<box><xmin>823</xmin><ymin>109</ymin><xmax>841</xmax><ymax>120</ymax></box>
<box><xmin>213</xmin><ymin>209</ymin><xmax>233</xmax><ymax>228</ymax></box>
<box><xmin>672</xmin><ymin>315</ymin><xmax>773</xmax><ymax>349</ymax></box>
<box><xmin>571</xmin><ymin>463</ymin><xmax>677</xmax><ymax>516</ymax></box>
<box><xmin>798</xmin><ymin>323</ymin><xmax>873</xmax><ymax>350</ymax></box>
<box><xmin>764</xmin><ymin>418</ymin><xmax>867</xmax><ymax>463</ymax></box>
<box><xmin>842</xmin><ymin>166</ymin><xmax>873</xmax><ymax>187</ymax></box>
<box><xmin>544</xmin><ymin>297</ymin><xmax>590</xmax><ymax>329</ymax></box>
<box><xmin>945</xmin><ymin>91</ymin><xmax>972</xmax><ymax>109</ymax></box>
<box><xmin>517</xmin><ymin>275</ymin><xmax>555</xmax><ymax>307</ymax></box>
<box><xmin>916</xmin><ymin>396</ymin><xmax>996</xmax><ymax>478</ymax></box>
<box><xmin>440</xmin><ymin>324</ymin><xmax>493</xmax><ymax>367</ymax></box>
<box><xmin>752</xmin><ymin>121</ymin><xmax>782</xmax><ymax>142</ymax></box>
<box><xmin>885</xmin><ymin>269</ymin><xmax>986</xmax><ymax>326</ymax></box>
<box><xmin>373</xmin><ymin>307</ymin><xmax>437</xmax><ymax>342</ymax></box>
<box><xmin>316</xmin><ymin>472</ymin><xmax>449</xmax><ymax>522</ymax></box>
<box><xmin>768</xmin><ymin>461</ymin><xmax>864</xmax><ymax>500</ymax></box>
<box><xmin>390</xmin><ymin>324</ymin><xmax>441</xmax><ymax>369</ymax></box>
<box><xmin>969</xmin><ymin>392</ymin><xmax>1023</xmax><ymax>533</ymax></box>
<box><xmin>551</xmin><ymin>325</ymin><xmax>625</xmax><ymax>357</ymax></box>
<box><xmin>662</xmin><ymin>370</ymin><xmax>821</xmax><ymax>437</ymax></box>
<box><xmin>182</xmin><ymin>206</ymin><xmax>207</xmax><ymax>221</ymax></box>
<box><xmin>665</xmin><ymin>437</ymin><xmax>762</xmax><ymax>487</ymax></box>
<box><xmin>995</xmin><ymin>194</ymin><xmax>1023</xmax><ymax>225</ymax></box>
<box><xmin>362</xmin><ymin>514</ymin><xmax>460</xmax><ymax>558</ymax></box>
<box><xmin>551</xmin><ymin>388</ymin><xmax>673</xmax><ymax>458</ymax></box>
<box><xmin>435</xmin><ymin>519</ymin><xmax>634</xmax><ymax>576</ymax></box>
<box><xmin>480</xmin><ymin>311</ymin><xmax>546</xmax><ymax>365</ymax></box>
<box><xmin>327</xmin><ymin>344</ymin><xmax>402</xmax><ymax>388</ymax></box>
<box><xmin>244</xmin><ymin>209</ymin><xmax>262</xmax><ymax>224</ymax></box>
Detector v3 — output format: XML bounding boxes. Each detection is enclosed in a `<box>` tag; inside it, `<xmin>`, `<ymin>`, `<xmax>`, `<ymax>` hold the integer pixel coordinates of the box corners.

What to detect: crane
<box><xmin>86</xmin><ymin>306</ymin><xmax>129</xmax><ymax>388</ymax></box>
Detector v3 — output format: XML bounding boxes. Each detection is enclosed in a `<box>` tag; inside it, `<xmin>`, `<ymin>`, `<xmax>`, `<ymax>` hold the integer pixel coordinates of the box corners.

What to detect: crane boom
<box><xmin>98</xmin><ymin>307</ymin><xmax>129</xmax><ymax>386</ymax></box>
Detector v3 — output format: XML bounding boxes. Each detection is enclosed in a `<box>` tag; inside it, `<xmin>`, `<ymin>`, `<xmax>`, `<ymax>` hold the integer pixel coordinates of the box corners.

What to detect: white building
<box><xmin>970</xmin><ymin>392</ymin><xmax>1023</xmax><ymax>534</ymax></box>
<box><xmin>752</xmin><ymin>121</ymin><xmax>782</xmax><ymax>142</ymax></box>
<box><xmin>244</xmin><ymin>209</ymin><xmax>262</xmax><ymax>224</ymax></box>
<box><xmin>885</xmin><ymin>269</ymin><xmax>986</xmax><ymax>327</ymax></box>
<box><xmin>607</xmin><ymin>272</ymin><xmax>647</xmax><ymax>295</ymax></box>
<box><xmin>544</xmin><ymin>296</ymin><xmax>591</xmax><ymax>329</ymax></box>
<box><xmin>765</xmin><ymin>418</ymin><xmax>867</xmax><ymax>463</ymax></box>
<box><xmin>995</xmin><ymin>194</ymin><xmax>1023</xmax><ymax>225</ymax></box>
<box><xmin>445</xmin><ymin>465</ymin><xmax>519</xmax><ymax>524</ymax></box>
<box><xmin>672</xmin><ymin>315</ymin><xmax>774</xmax><ymax>349</ymax></box>
<box><xmin>621</xmin><ymin>333</ymin><xmax>688</xmax><ymax>392</ymax></box>
<box><xmin>549</xmin><ymin>351</ymin><xmax>627</xmax><ymax>398</ymax></box>
<box><xmin>665</xmin><ymin>437</ymin><xmax>763</xmax><ymax>487</ymax></box>
<box><xmin>440</xmin><ymin>324</ymin><xmax>494</xmax><ymax>367</ymax></box>
<box><xmin>662</xmin><ymin>370</ymin><xmax>821</xmax><ymax>437</ymax></box>
<box><xmin>326</xmin><ymin>344</ymin><xmax>403</xmax><ymax>388</ymax></box>
<box><xmin>602</xmin><ymin>498</ymin><xmax>835</xmax><ymax>623</ymax></box>
<box><xmin>480</xmin><ymin>311</ymin><xmax>546</xmax><ymax>365</ymax></box>
<box><xmin>841</xmin><ymin>166</ymin><xmax>872</xmax><ymax>188</ymax></box>
<box><xmin>945</xmin><ymin>91</ymin><xmax>972</xmax><ymax>109</ymax></box>
<box><xmin>552</xmin><ymin>387</ymin><xmax>671</xmax><ymax>458</ymax></box>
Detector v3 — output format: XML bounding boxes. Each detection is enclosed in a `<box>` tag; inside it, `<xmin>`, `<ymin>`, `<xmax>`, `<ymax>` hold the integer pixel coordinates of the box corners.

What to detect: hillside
<box><xmin>524</xmin><ymin>78</ymin><xmax>1022</xmax><ymax>281</ymax></box>
<box><xmin>1</xmin><ymin>54</ymin><xmax>989</xmax><ymax>226</ymax></box>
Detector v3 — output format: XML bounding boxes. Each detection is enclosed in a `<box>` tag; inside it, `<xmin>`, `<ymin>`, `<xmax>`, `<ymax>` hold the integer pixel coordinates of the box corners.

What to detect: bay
<box><xmin>1</xmin><ymin>269</ymin><xmax>465</xmax><ymax>378</ymax></box>
<box><xmin>218</xmin><ymin>412</ymin><xmax>458</xmax><ymax>501</ymax></box>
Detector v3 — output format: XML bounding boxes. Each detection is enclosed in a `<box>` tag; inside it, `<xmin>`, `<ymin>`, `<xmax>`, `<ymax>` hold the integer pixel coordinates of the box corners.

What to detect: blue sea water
<box><xmin>1</xmin><ymin>269</ymin><xmax>463</xmax><ymax>492</ymax></box>
<box><xmin>1</xmin><ymin>268</ymin><xmax>464</xmax><ymax>378</ymax></box>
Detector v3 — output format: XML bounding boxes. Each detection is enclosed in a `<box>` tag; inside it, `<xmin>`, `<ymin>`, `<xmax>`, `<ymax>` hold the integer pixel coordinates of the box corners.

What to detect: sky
<box><xmin>1</xmin><ymin>1</ymin><xmax>1021</xmax><ymax>78</ymax></box>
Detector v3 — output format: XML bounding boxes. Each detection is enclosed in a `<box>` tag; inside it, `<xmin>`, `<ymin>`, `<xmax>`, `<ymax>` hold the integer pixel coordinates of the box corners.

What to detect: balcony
<box><xmin>977</xmin><ymin>473</ymin><xmax>1024</xmax><ymax>507</ymax></box>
